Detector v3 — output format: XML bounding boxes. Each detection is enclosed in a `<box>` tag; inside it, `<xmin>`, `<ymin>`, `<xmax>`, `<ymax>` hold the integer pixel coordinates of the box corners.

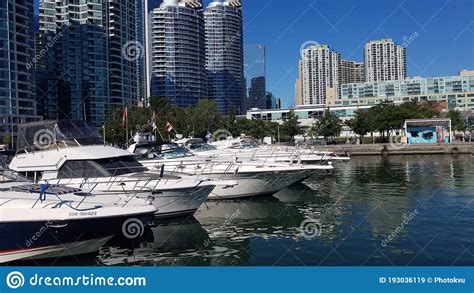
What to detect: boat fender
<box><xmin>39</xmin><ymin>182</ymin><xmax>50</xmax><ymax>202</ymax></box>
<box><xmin>160</xmin><ymin>164</ymin><xmax>165</xmax><ymax>178</ymax></box>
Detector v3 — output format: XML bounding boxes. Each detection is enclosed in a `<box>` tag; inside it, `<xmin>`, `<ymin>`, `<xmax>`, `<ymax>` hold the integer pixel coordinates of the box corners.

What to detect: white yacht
<box><xmin>9</xmin><ymin>121</ymin><xmax>235</xmax><ymax>218</ymax></box>
<box><xmin>0</xmin><ymin>171</ymin><xmax>157</xmax><ymax>263</ymax></box>
<box><xmin>204</xmin><ymin>138</ymin><xmax>351</xmax><ymax>164</ymax></box>
<box><xmin>128</xmin><ymin>142</ymin><xmax>334</xmax><ymax>200</ymax></box>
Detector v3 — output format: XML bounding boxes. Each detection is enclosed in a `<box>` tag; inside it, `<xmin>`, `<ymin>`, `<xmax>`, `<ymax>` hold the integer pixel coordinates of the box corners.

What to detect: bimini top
<box><xmin>17</xmin><ymin>120</ymin><xmax>104</xmax><ymax>151</ymax></box>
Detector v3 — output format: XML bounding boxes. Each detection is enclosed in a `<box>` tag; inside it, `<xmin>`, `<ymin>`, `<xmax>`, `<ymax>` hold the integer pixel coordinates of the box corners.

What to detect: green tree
<box><xmin>449</xmin><ymin>109</ymin><xmax>465</xmax><ymax>133</ymax></box>
<box><xmin>311</xmin><ymin>110</ymin><xmax>343</xmax><ymax>141</ymax></box>
<box><xmin>2</xmin><ymin>133</ymin><xmax>12</xmax><ymax>148</ymax></box>
<box><xmin>280</xmin><ymin>110</ymin><xmax>302</xmax><ymax>143</ymax></box>
<box><xmin>346</xmin><ymin>109</ymin><xmax>374</xmax><ymax>141</ymax></box>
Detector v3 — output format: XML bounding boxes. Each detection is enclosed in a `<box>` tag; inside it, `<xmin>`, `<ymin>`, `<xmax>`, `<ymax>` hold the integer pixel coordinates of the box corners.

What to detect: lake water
<box><xmin>20</xmin><ymin>155</ymin><xmax>474</xmax><ymax>266</ymax></box>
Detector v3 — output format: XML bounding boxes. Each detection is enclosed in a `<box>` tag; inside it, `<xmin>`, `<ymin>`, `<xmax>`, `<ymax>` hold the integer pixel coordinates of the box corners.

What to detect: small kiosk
<box><xmin>404</xmin><ymin>119</ymin><xmax>452</xmax><ymax>145</ymax></box>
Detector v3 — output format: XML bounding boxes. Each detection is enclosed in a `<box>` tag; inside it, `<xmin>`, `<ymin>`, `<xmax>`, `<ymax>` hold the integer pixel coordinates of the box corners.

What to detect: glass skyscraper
<box><xmin>0</xmin><ymin>0</ymin><xmax>39</xmax><ymax>142</ymax></box>
<box><xmin>244</xmin><ymin>44</ymin><xmax>266</xmax><ymax>109</ymax></box>
<box><xmin>205</xmin><ymin>0</ymin><xmax>244</xmax><ymax>114</ymax></box>
<box><xmin>149</xmin><ymin>0</ymin><xmax>207</xmax><ymax>108</ymax></box>
<box><xmin>37</xmin><ymin>0</ymin><xmax>138</xmax><ymax>126</ymax></box>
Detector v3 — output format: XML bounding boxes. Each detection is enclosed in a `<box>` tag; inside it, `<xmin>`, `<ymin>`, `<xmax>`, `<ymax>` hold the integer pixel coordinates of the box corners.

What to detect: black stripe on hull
<box><xmin>0</xmin><ymin>213</ymin><xmax>154</xmax><ymax>254</ymax></box>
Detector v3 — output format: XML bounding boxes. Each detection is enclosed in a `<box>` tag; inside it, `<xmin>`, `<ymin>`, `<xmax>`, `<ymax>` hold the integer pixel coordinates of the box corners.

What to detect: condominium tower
<box><xmin>149</xmin><ymin>0</ymin><xmax>207</xmax><ymax>108</ymax></box>
<box><xmin>300</xmin><ymin>45</ymin><xmax>341</xmax><ymax>105</ymax></box>
<box><xmin>0</xmin><ymin>0</ymin><xmax>39</xmax><ymax>142</ymax></box>
<box><xmin>205</xmin><ymin>0</ymin><xmax>245</xmax><ymax>114</ymax></box>
<box><xmin>340</xmin><ymin>59</ymin><xmax>365</xmax><ymax>84</ymax></box>
<box><xmin>37</xmin><ymin>0</ymin><xmax>138</xmax><ymax>125</ymax></box>
<box><xmin>364</xmin><ymin>39</ymin><xmax>407</xmax><ymax>82</ymax></box>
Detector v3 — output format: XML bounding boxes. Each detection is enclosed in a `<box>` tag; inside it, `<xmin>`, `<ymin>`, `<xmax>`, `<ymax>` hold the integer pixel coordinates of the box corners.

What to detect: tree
<box><xmin>346</xmin><ymin>109</ymin><xmax>374</xmax><ymax>141</ymax></box>
<box><xmin>311</xmin><ymin>110</ymin><xmax>343</xmax><ymax>141</ymax></box>
<box><xmin>449</xmin><ymin>109</ymin><xmax>465</xmax><ymax>134</ymax></box>
<box><xmin>2</xmin><ymin>134</ymin><xmax>12</xmax><ymax>149</ymax></box>
<box><xmin>280</xmin><ymin>110</ymin><xmax>302</xmax><ymax>143</ymax></box>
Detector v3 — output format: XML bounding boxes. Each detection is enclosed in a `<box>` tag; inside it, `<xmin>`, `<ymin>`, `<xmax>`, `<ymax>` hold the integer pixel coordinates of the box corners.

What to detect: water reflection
<box><xmin>95</xmin><ymin>155</ymin><xmax>474</xmax><ymax>265</ymax></box>
<box><xmin>9</xmin><ymin>155</ymin><xmax>472</xmax><ymax>266</ymax></box>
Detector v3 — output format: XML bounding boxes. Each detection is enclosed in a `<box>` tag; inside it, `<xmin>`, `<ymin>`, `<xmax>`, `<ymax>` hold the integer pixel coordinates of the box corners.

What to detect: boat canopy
<box><xmin>17</xmin><ymin>120</ymin><xmax>104</xmax><ymax>151</ymax></box>
<box><xmin>131</xmin><ymin>142</ymin><xmax>194</xmax><ymax>159</ymax></box>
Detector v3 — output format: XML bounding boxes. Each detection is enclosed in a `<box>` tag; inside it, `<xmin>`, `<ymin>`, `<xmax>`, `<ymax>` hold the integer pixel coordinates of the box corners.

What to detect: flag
<box><xmin>165</xmin><ymin>121</ymin><xmax>174</xmax><ymax>133</ymax></box>
<box><xmin>151</xmin><ymin>111</ymin><xmax>157</xmax><ymax>131</ymax></box>
<box><xmin>121</xmin><ymin>107</ymin><xmax>128</xmax><ymax>128</ymax></box>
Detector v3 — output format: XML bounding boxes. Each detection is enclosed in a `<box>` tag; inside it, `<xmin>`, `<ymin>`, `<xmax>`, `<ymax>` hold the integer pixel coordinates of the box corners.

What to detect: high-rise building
<box><xmin>364</xmin><ymin>39</ymin><xmax>406</xmax><ymax>82</ymax></box>
<box><xmin>340</xmin><ymin>59</ymin><xmax>365</xmax><ymax>84</ymax></box>
<box><xmin>300</xmin><ymin>44</ymin><xmax>341</xmax><ymax>105</ymax></box>
<box><xmin>205</xmin><ymin>0</ymin><xmax>245</xmax><ymax>114</ymax></box>
<box><xmin>246</xmin><ymin>77</ymin><xmax>266</xmax><ymax>109</ymax></box>
<box><xmin>136</xmin><ymin>0</ymin><xmax>147</xmax><ymax>105</ymax></box>
<box><xmin>143</xmin><ymin>0</ymin><xmax>163</xmax><ymax>104</ymax></box>
<box><xmin>0</xmin><ymin>0</ymin><xmax>40</xmax><ymax>142</ymax></box>
<box><xmin>275</xmin><ymin>97</ymin><xmax>281</xmax><ymax>109</ymax></box>
<box><xmin>295</xmin><ymin>60</ymin><xmax>304</xmax><ymax>106</ymax></box>
<box><xmin>37</xmin><ymin>0</ymin><xmax>139</xmax><ymax>126</ymax></box>
<box><xmin>107</xmin><ymin>0</ymin><xmax>139</xmax><ymax>111</ymax></box>
<box><xmin>244</xmin><ymin>44</ymin><xmax>266</xmax><ymax>110</ymax></box>
<box><xmin>149</xmin><ymin>0</ymin><xmax>207</xmax><ymax>108</ymax></box>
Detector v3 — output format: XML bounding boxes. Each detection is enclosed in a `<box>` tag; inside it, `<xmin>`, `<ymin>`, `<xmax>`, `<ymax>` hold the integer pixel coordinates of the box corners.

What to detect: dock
<box><xmin>312</xmin><ymin>143</ymin><xmax>474</xmax><ymax>157</ymax></box>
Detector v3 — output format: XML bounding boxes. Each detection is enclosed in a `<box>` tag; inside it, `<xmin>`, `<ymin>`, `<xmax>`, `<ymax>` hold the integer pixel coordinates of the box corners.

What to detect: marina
<box><xmin>1</xmin><ymin>122</ymin><xmax>472</xmax><ymax>265</ymax></box>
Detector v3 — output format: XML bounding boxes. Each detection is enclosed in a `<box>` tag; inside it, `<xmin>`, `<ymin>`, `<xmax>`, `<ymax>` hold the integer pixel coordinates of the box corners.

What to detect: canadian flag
<box><xmin>165</xmin><ymin>121</ymin><xmax>174</xmax><ymax>133</ymax></box>
<box><xmin>121</xmin><ymin>107</ymin><xmax>128</xmax><ymax>128</ymax></box>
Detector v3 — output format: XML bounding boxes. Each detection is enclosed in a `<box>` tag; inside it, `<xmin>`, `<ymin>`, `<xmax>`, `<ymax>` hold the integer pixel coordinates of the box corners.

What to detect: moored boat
<box><xmin>0</xmin><ymin>172</ymin><xmax>157</xmax><ymax>263</ymax></box>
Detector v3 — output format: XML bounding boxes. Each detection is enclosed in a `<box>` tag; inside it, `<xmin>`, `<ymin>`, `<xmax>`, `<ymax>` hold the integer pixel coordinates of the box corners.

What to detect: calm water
<box><xmin>18</xmin><ymin>155</ymin><xmax>474</xmax><ymax>266</ymax></box>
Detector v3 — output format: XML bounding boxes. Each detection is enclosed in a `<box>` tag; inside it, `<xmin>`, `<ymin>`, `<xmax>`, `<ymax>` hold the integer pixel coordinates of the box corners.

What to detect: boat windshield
<box><xmin>229</xmin><ymin>142</ymin><xmax>258</xmax><ymax>149</ymax></box>
<box><xmin>160</xmin><ymin>146</ymin><xmax>194</xmax><ymax>159</ymax></box>
<box><xmin>58</xmin><ymin>156</ymin><xmax>148</xmax><ymax>178</ymax></box>
<box><xmin>188</xmin><ymin>143</ymin><xmax>217</xmax><ymax>152</ymax></box>
<box><xmin>134</xmin><ymin>143</ymin><xmax>194</xmax><ymax>160</ymax></box>
<box><xmin>17</xmin><ymin>120</ymin><xmax>104</xmax><ymax>151</ymax></box>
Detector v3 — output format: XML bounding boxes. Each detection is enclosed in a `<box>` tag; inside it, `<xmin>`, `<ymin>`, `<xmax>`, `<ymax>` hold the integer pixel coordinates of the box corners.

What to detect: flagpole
<box><xmin>126</xmin><ymin>108</ymin><xmax>129</xmax><ymax>147</ymax></box>
<box><xmin>102</xmin><ymin>125</ymin><xmax>106</xmax><ymax>146</ymax></box>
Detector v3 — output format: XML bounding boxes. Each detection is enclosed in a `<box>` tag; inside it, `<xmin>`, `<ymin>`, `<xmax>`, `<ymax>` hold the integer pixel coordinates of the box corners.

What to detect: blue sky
<box><xmin>34</xmin><ymin>0</ymin><xmax>474</xmax><ymax>108</ymax></box>
<box><xmin>238</xmin><ymin>0</ymin><xmax>474</xmax><ymax>107</ymax></box>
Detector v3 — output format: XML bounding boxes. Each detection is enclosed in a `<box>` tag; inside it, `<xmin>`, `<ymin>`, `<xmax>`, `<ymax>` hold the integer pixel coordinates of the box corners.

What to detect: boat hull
<box><xmin>0</xmin><ymin>213</ymin><xmax>153</xmax><ymax>263</ymax></box>
<box><xmin>204</xmin><ymin>170</ymin><xmax>309</xmax><ymax>200</ymax></box>
<box><xmin>142</xmin><ymin>185</ymin><xmax>214</xmax><ymax>219</ymax></box>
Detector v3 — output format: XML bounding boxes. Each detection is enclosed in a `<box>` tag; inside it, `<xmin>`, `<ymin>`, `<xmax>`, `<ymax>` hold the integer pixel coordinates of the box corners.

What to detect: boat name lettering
<box><xmin>69</xmin><ymin>211</ymin><xmax>97</xmax><ymax>217</ymax></box>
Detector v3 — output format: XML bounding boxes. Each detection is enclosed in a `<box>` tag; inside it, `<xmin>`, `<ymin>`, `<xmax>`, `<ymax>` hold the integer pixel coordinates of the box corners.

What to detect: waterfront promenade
<box><xmin>313</xmin><ymin>142</ymin><xmax>474</xmax><ymax>156</ymax></box>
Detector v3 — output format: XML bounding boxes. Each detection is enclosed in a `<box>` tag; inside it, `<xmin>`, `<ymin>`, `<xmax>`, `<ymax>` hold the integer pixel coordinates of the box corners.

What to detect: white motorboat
<box><xmin>9</xmin><ymin>120</ymin><xmax>236</xmax><ymax>218</ymax></box>
<box><xmin>128</xmin><ymin>142</ymin><xmax>334</xmax><ymax>200</ymax></box>
<box><xmin>0</xmin><ymin>171</ymin><xmax>157</xmax><ymax>263</ymax></box>
<box><xmin>185</xmin><ymin>138</ymin><xmax>350</xmax><ymax>163</ymax></box>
